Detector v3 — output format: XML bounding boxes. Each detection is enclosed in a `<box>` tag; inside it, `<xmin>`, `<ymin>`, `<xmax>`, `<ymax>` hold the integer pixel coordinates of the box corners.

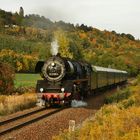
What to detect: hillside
<box><xmin>0</xmin><ymin>8</ymin><xmax>140</xmax><ymax>75</ymax></box>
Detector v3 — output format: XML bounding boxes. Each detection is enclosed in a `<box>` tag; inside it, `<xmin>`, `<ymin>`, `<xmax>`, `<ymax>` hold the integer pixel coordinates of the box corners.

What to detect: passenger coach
<box><xmin>91</xmin><ymin>66</ymin><xmax>127</xmax><ymax>91</ymax></box>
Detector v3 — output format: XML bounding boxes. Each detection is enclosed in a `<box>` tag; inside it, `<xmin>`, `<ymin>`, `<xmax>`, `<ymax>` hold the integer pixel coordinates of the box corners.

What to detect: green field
<box><xmin>14</xmin><ymin>73</ymin><xmax>42</xmax><ymax>88</ymax></box>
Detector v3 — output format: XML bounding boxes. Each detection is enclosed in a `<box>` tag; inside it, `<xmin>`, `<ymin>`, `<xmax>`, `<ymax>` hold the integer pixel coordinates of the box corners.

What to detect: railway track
<box><xmin>0</xmin><ymin>107</ymin><xmax>64</xmax><ymax>136</ymax></box>
<box><xmin>0</xmin><ymin>107</ymin><xmax>46</xmax><ymax>126</ymax></box>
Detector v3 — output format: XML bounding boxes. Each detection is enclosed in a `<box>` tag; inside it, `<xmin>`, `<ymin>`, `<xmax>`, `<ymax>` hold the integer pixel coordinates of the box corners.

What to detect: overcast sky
<box><xmin>0</xmin><ymin>0</ymin><xmax>140</xmax><ymax>39</ymax></box>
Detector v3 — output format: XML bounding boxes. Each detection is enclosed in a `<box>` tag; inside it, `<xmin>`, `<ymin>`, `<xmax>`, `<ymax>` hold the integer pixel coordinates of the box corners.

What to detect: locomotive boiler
<box><xmin>35</xmin><ymin>54</ymin><xmax>128</xmax><ymax>107</ymax></box>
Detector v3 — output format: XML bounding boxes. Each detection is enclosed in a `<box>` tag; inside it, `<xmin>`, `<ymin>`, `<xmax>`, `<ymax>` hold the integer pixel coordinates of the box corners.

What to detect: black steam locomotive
<box><xmin>35</xmin><ymin>54</ymin><xmax>127</xmax><ymax>107</ymax></box>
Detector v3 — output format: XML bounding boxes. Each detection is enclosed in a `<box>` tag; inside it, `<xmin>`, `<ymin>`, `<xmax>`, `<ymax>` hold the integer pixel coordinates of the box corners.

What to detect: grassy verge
<box><xmin>14</xmin><ymin>73</ymin><xmax>42</xmax><ymax>88</ymax></box>
<box><xmin>0</xmin><ymin>93</ymin><xmax>37</xmax><ymax>116</ymax></box>
<box><xmin>0</xmin><ymin>73</ymin><xmax>40</xmax><ymax>116</ymax></box>
<box><xmin>53</xmin><ymin>75</ymin><xmax>140</xmax><ymax>140</ymax></box>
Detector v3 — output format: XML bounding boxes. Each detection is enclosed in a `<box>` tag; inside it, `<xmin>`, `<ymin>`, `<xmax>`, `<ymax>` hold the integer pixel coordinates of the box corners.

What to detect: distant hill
<box><xmin>0</xmin><ymin>8</ymin><xmax>139</xmax><ymax>75</ymax></box>
<box><xmin>0</xmin><ymin>8</ymin><xmax>75</xmax><ymax>31</ymax></box>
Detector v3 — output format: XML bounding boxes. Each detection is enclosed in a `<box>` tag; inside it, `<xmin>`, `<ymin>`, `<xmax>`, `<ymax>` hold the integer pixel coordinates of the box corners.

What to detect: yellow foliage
<box><xmin>54</xmin><ymin>30</ymin><xmax>73</xmax><ymax>58</ymax></box>
<box><xmin>54</xmin><ymin>77</ymin><xmax>140</xmax><ymax>140</ymax></box>
<box><xmin>0</xmin><ymin>49</ymin><xmax>38</xmax><ymax>72</ymax></box>
<box><xmin>54</xmin><ymin>106</ymin><xmax>140</xmax><ymax>140</ymax></box>
<box><xmin>16</xmin><ymin>61</ymin><xmax>23</xmax><ymax>71</ymax></box>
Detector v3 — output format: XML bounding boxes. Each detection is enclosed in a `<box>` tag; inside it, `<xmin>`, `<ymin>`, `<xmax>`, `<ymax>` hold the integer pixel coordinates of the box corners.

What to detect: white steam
<box><xmin>51</xmin><ymin>39</ymin><xmax>59</xmax><ymax>55</ymax></box>
<box><xmin>36</xmin><ymin>99</ymin><xmax>45</xmax><ymax>107</ymax></box>
<box><xmin>71</xmin><ymin>100</ymin><xmax>87</xmax><ymax>108</ymax></box>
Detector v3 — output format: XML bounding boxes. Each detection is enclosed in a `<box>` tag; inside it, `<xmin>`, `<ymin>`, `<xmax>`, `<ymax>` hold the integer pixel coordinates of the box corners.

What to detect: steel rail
<box><xmin>0</xmin><ymin>107</ymin><xmax>45</xmax><ymax>126</ymax></box>
<box><xmin>0</xmin><ymin>108</ymin><xmax>64</xmax><ymax>136</ymax></box>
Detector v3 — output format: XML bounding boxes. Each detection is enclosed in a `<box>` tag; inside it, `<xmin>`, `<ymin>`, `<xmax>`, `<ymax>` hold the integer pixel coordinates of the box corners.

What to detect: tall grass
<box><xmin>0</xmin><ymin>93</ymin><xmax>37</xmax><ymax>116</ymax></box>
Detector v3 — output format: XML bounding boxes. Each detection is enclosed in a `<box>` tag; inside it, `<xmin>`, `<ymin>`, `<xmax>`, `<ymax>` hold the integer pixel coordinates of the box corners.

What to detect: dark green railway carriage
<box><xmin>90</xmin><ymin>66</ymin><xmax>128</xmax><ymax>91</ymax></box>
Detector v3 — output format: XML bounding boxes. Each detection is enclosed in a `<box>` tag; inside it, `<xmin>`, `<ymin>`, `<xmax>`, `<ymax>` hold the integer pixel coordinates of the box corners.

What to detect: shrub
<box><xmin>118</xmin><ymin>97</ymin><xmax>135</xmax><ymax>109</ymax></box>
<box><xmin>0</xmin><ymin>62</ymin><xmax>15</xmax><ymax>94</ymax></box>
<box><xmin>14</xmin><ymin>86</ymin><xmax>35</xmax><ymax>94</ymax></box>
<box><xmin>104</xmin><ymin>88</ymin><xmax>131</xmax><ymax>104</ymax></box>
<box><xmin>136</xmin><ymin>74</ymin><xmax>140</xmax><ymax>84</ymax></box>
<box><xmin>53</xmin><ymin>106</ymin><xmax>140</xmax><ymax>140</ymax></box>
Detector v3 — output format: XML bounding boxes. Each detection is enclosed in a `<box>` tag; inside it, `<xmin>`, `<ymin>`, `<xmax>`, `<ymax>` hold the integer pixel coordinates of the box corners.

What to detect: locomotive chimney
<box><xmin>56</xmin><ymin>53</ymin><xmax>61</xmax><ymax>57</ymax></box>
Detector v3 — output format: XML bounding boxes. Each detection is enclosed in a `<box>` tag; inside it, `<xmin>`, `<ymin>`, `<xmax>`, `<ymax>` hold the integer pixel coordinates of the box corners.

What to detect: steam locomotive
<box><xmin>35</xmin><ymin>54</ymin><xmax>128</xmax><ymax>107</ymax></box>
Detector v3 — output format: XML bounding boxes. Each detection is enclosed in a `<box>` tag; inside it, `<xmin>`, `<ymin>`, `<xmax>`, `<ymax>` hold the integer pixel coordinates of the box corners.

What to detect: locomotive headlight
<box><xmin>61</xmin><ymin>88</ymin><xmax>65</xmax><ymax>92</ymax></box>
<box><xmin>51</xmin><ymin>62</ymin><xmax>55</xmax><ymax>67</ymax></box>
<box><xmin>40</xmin><ymin>88</ymin><xmax>44</xmax><ymax>93</ymax></box>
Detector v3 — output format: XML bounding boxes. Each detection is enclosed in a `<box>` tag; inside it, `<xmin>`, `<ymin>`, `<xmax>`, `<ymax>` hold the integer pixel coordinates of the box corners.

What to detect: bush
<box><xmin>104</xmin><ymin>88</ymin><xmax>131</xmax><ymax>104</ymax></box>
<box><xmin>14</xmin><ymin>86</ymin><xmax>35</xmax><ymax>94</ymax></box>
<box><xmin>136</xmin><ymin>74</ymin><xmax>140</xmax><ymax>84</ymax></box>
<box><xmin>118</xmin><ymin>97</ymin><xmax>135</xmax><ymax>109</ymax></box>
<box><xmin>0</xmin><ymin>62</ymin><xmax>15</xmax><ymax>94</ymax></box>
<box><xmin>54</xmin><ymin>106</ymin><xmax>140</xmax><ymax>140</ymax></box>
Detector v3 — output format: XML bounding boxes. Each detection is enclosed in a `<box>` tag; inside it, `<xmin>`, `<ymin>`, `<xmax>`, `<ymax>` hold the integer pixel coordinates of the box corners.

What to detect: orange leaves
<box><xmin>0</xmin><ymin>62</ymin><xmax>15</xmax><ymax>94</ymax></box>
<box><xmin>79</xmin><ymin>32</ymin><xmax>87</xmax><ymax>39</ymax></box>
<box><xmin>91</xmin><ymin>38</ymin><xmax>96</xmax><ymax>44</ymax></box>
<box><xmin>0</xmin><ymin>80</ymin><xmax>3</xmax><ymax>86</ymax></box>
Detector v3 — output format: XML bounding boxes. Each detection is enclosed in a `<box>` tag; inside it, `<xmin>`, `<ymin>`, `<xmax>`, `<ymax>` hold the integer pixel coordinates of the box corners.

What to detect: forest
<box><xmin>0</xmin><ymin>7</ymin><xmax>140</xmax><ymax>76</ymax></box>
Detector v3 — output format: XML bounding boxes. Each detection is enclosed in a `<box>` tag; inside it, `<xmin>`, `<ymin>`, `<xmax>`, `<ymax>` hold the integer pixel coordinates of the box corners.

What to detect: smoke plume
<box><xmin>71</xmin><ymin>100</ymin><xmax>87</xmax><ymax>108</ymax></box>
<box><xmin>51</xmin><ymin>39</ymin><xmax>59</xmax><ymax>55</ymax></box>
<box><xmin>36</xmin><ymin>99</ymin><xmax>45</xmax><ymax>107</ymax></box>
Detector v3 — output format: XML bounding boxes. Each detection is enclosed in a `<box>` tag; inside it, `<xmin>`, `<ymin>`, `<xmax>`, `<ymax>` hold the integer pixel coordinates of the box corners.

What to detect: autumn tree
<box><xmin>0</xmin><ymin>49</ymin><xmax>38</xmax><ymax>72</ymax></box>
<box><xmin>0</xmin><ymin>62</ymin><xmax>15</xmax><ymax>94</ymax></box>
<box><xmin>19</xmin><ymin>7</ymin><xmax>24</xmax><ymax>17</ymax></box>
<box><xmin>54</xmin><ymin>30</ymin><xmax>73</xmax><ymax>58</ymax></box>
